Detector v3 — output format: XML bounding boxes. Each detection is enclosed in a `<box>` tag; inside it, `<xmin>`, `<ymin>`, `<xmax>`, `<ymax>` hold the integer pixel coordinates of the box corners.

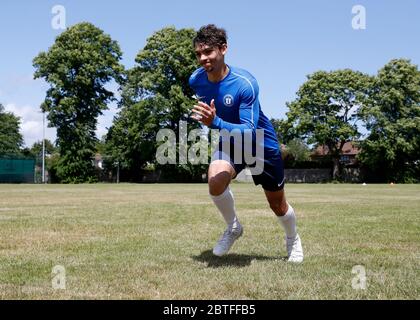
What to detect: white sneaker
<box><xmin>213</xmin><ymin>225</ymin><xmax>243</xmax><ymax>257</ymax></box>
<box><xmin>286</xmin><ymin>234</ymin><xmax>304</xmax><ymax>263</ymax></box>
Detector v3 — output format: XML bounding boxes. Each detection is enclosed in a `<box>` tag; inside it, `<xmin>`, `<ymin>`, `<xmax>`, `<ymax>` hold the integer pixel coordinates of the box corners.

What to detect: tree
<box><xmin>285</xmin><ymin>139</ymin><xmax>311</xmax><ymax>162</ymax></box>
<box><xmin>21</xmin><ymin>139</ymin><xmax>58</xmax><ymax>183</ymax></box>
<box><xmin>270</xmin><ymin>118</ymin><xmax>293</xmax><ymax>145</ymax></box>
<box><xmin>283</xmin><ymin>69</ymin><xmax>372</xmax><ymax>179</ymax></box>
<box><xmin>29</xmin><ymin>139</ymin><xmax>56</xmax><ymax>158</ymax></box>
<box><xmin>359</xmin><ymin>59</ymin><xmax>420</xmax><ymax>182</ymax></box>
<box><xmin>107</xmin><ymin>26</ymin><xmax>203</xmax><ymax>181</ymax></box>
<box><xmin>106</xmin><ymin>99</ymin><xmax>160</xmax><ymax>181</ymax></box>
<box><xmin>0</xmin><ymin>103</ymin><xmax>24</xmax><ymax>155</ymax></box>
<box><xmin>33</xmin><ymin>22</ymin><xmax>124</xmax><ymax>183</ymax></box>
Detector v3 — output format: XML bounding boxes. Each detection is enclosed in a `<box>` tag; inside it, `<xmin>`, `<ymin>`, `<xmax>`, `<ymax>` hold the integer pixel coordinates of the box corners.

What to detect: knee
<box><xmin>269</xmin><ymin>201</ymin><xmax>288</xmax><ymax>216</ymax></box>
<box><xmin>269</xmin><ymin>201</ymin><xmax>282</xmax><ymax>215</ymax></box>
<box><xmin>208</xmin><ymin>176</ymin><xmax>229</xmax><ymax>196</ymax></box>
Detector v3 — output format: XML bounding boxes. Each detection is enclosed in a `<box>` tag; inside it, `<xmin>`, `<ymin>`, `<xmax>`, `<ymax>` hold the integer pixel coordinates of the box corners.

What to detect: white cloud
<box><xmin>5</xmin><ymin>103</ymin><xmax>56</xmax><ymax>148</ymax></box>
<box><xmin>5</xmin><ymin>103</ymin><xmax>41</xmax><ymax>122</ymax></box>
<box><xmin>2</xmin><ymin>75</ymin><xmax>119</xmax><ymax>148</ymax></box>
<box><xmin>5</xmin><ymin>102</ymin><xmax>118</xmax><ymax>148</ymax></box>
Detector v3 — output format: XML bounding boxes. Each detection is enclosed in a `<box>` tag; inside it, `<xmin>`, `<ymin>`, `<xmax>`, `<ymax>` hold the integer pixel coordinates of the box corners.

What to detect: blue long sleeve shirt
<box><xmin>189</xmin><ymin>65</ymin><xmax>280</xmax><ymax>156</ymax></box>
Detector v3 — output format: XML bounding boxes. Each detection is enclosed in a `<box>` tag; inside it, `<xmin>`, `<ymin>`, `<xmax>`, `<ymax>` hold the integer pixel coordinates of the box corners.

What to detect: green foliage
<box><xmin>283</xmin><ymin>138</ymin><xmax>311</xmax><ymax>162</ymax></box>
<box><xmin>270</xmin><ymin>118</ymin><xmax>293</xmax><ymax>145</ymax></box>
<box><xmin>29</xmin><ymin>139</ymin><xmax>56</xmax><ymax>158</ymax></box>
<box><xmin>0</xmin><ymin>104</ymin><xmax>24</xmax><ymax>156</ymax></box>
<box><xmin>122</xmin><ymin>27</ymin><xmax>197</xmax><ymax>104</ymax></box>
<box><xmin>21</xmin><ymin>139</ymin><xmax>57</xmax><ymax>183</ymax></box>
<box><xmin>56</xmin><ymin>147</ymin><xmax>98</xmax><ymax>183</ymax></box>
<box><xmin>283</xmin><ymin>69</ymin><xmax>372</xmax><ymax>179</ymax></box>
<box><xmin>33</xmin><ymin>22</ymin><xmax>124</xmax><ymax>183</ymax></box>
<box><xmin>107</xmin><ymin>26</ymin><xmax>204</xmax><ymax>181</ymax></box>
<box><xmin>44</xmin><ymin>152</ymin><xmax>60</xmax><ymax>183</ymax></box>
<box><xmin>359</xmin><ymin>59</ymin><xmax>420</xmax><ymax>182</ymax></box>
<box><xmin>106</xmin><ymin>99</ymin><xmax>160</xmax><ymax>180</ymax></box>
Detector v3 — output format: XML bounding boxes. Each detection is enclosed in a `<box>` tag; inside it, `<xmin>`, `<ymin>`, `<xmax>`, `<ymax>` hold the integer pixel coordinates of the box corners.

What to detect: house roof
<box><xmin>312</xmin><ymin>142</ymin><xmax>360</xmax><ymax>156</ymax></box>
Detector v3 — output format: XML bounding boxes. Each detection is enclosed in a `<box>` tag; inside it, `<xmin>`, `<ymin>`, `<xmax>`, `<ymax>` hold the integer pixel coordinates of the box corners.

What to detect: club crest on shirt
<box><xmin>223</xmin><ymin>94</ymin><xmax>234</xmax><ymax>107</ymax></box>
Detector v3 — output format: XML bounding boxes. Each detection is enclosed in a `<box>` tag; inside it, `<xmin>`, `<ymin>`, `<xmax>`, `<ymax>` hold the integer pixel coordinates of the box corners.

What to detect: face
<box><xmin>194</xmin><ymin>43</ymin><xmax>227</xmax><ymax>73</ymax></box>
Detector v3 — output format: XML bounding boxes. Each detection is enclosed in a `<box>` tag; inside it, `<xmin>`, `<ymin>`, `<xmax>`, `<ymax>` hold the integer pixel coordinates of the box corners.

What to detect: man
<box><xmin>189</xmin><ymin>24</ymin><xmax>303</xmax><ymax>263</ymax></box>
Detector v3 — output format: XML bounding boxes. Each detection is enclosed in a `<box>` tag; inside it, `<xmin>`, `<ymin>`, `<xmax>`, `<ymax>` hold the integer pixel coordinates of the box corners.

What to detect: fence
<box><xmin>236</xmin><ymin>168</ymin><xmax>363</xmax><ymax>183</ymax></box>
<box><xmin>0</xmin><ymin>158</ymin><xmax>35</xmax><ymax>183</ymax></box>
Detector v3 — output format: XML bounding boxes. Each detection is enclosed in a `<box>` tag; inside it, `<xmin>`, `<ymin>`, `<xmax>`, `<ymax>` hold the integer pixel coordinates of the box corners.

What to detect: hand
<box><xmin>191</xmin><ymin>99</ymin><xmax>216</xmax><ymax>127</ymax></box>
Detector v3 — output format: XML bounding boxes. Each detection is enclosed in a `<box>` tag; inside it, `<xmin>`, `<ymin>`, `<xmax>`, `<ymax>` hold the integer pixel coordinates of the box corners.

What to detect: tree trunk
<box><xmin>330</xmin><ymin>141</ymin><xmax>345</xmax><ymax>181</ymax></box>
<box><xmin>332</xmin><ymin>157</ymin><xmax>341</xmax><ymax>180</ymax></box>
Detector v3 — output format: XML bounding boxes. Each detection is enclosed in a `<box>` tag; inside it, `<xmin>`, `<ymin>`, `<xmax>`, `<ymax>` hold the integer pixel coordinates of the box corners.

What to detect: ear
<box><xmin>220</xmin><ymin>44</ymin><xmax>228</xmax><ymax>56</ymax></box>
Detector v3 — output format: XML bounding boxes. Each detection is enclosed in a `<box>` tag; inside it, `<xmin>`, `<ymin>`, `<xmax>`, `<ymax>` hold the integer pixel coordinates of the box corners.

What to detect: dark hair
<box><xmin>193</xmin><ymin>24</ymin><xmax>228</xmax><ymax>48</ymax></box>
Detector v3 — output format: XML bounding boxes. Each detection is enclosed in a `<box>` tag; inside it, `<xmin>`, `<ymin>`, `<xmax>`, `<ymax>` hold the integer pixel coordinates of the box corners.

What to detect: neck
<box><xmin>207</xmin><ymin>64</ymin><xmax>229</xmax><ymax>83</ymax></box>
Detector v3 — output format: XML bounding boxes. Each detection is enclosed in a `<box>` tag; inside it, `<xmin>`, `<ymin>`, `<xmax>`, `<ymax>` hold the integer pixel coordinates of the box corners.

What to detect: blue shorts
<box><xmin>211</xmin><ymin>148</ymin><xmax>285</xmax><ymax>192</ymax></box>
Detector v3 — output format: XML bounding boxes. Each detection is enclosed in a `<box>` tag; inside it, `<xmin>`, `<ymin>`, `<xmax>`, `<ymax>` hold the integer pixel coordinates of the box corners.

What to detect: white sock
<box><xmin>210</xmin><ymin>187</ymin><xmax>240</xmax><ymax>231</ymax></box>
<box><xmin>278</xmin><ymin>203</ymin><xmax>297</xmax><ymax>239</ymax></box>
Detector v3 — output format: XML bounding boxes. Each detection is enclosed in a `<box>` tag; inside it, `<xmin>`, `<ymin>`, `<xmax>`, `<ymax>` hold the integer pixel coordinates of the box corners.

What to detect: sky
<box><xmin>1</xmin><ymin>0</ymin><xmax>419</xmax><ymax>147</ymax></box>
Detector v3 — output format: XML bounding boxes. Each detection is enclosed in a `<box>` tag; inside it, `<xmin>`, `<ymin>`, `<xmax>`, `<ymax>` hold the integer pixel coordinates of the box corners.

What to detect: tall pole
<box><xmin>42</xmin><ymin>112</ymin><xmax>46</xmax><ymax>184</ymax></box>
<box><xmin>117</xmin><ymin>161</ymin><xmax>120</xmax><ymax>184</ymax></box>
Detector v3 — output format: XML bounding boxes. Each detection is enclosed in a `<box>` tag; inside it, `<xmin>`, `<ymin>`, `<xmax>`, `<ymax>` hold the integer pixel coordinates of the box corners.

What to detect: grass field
<box><xmin>0</xmin><ymin>183</ymin><xmax>419</xmax><ymax>300</ymax></box>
